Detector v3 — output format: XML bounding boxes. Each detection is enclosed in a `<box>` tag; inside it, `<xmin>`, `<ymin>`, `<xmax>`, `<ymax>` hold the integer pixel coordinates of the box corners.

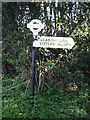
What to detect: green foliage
<box><xmin>2</xmin><ymin>2</ymin><xmax>89</xmax><ymax>119</ymax></box>
<box><xmin>2</xmin><ymin>89</ymin><xmax>88</xmax><ymax>119</ymax></box>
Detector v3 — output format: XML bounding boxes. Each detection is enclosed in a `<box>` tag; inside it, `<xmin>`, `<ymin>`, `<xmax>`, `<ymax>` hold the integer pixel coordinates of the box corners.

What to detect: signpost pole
<box><xmin>27</xmin><ymin>19</ymin><xmax>44</xmax><ymax>96</ymax></box>
<box><xmin>31</xmin><ymin>46</ymin><xmax>36</xmax><ymax>96</ymax></box>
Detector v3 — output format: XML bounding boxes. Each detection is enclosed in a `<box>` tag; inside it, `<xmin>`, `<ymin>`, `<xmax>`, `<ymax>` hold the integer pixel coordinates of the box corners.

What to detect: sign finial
<box><xmin>27</xmin><ymin>19</ymin><xmax>44</xmax><ymax>37</ymax></box>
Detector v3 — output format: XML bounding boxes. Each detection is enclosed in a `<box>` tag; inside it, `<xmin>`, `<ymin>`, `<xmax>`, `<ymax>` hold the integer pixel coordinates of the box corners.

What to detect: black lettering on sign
<box><xmin>50</xmin><ymin>43</ymin><xmax>53</xmax><ymax>46</ymax></box>
<box><xmin>48</xmin><ymin>39</ymin><xmax>50</xmax><ymax>41</ymax></box>
<box><xmin>63</xmin><ymin>39</ymin><xmax>68</xmax><ymax>42</ymax></box>
<box><xmin>40</xmin><ymin>42</ymin><xmax>42</xmax><ymax>45</ymax></box>
<box><xmin>58</xmin><ymin>43</ymin><xmax>64</xmax><ymax>46</ymax></box>
<box><xmin>40</xmin><ymin>41</ymin><xmax>72</xmax><ymax>47</ymax></box>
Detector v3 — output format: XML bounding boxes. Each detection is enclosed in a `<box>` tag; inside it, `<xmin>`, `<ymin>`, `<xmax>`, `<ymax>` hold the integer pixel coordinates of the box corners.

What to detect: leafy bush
<box><xmin>2</xmin><ymin>88</ymin><xmax>88</xmax><ymax>119</ymax></box>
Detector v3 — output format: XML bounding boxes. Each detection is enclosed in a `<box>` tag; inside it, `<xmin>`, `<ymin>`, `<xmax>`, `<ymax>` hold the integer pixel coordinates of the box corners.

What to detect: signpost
<box><xmin>27</xmin><ymin>19</ymin><xmax>75</xmax><ymax>96</ymax></box>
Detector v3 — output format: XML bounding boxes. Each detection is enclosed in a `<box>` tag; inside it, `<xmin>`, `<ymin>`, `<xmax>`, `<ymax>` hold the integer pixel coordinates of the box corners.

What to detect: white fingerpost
<box><xmin>27</xmin><ymin>19</ymin><xmax>75</xmax><ymax>96</ymax></box>
<box><xmin>33</xmin><ymin>36</ymin><xmax>75</xmax><ymax>49</ymax></box>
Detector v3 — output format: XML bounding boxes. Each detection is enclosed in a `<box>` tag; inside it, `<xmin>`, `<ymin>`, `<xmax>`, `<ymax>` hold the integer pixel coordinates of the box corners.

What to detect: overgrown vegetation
<box><xmin>2</xmin><ymin>85</ymin><xmax>88</xmax><ymax>119</ymax></box>
<box><xmin>2</xmin><ymin>2</ymin><xmax>89</xmax><ymax>119</ymax></box>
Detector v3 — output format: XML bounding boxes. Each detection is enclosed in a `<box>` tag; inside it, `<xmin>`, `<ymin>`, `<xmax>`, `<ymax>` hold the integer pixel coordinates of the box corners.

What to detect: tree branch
<box><xmin>0</xmin><ymin>80</ymin><xmax>29</xmax><ymax>94</ymax></box>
